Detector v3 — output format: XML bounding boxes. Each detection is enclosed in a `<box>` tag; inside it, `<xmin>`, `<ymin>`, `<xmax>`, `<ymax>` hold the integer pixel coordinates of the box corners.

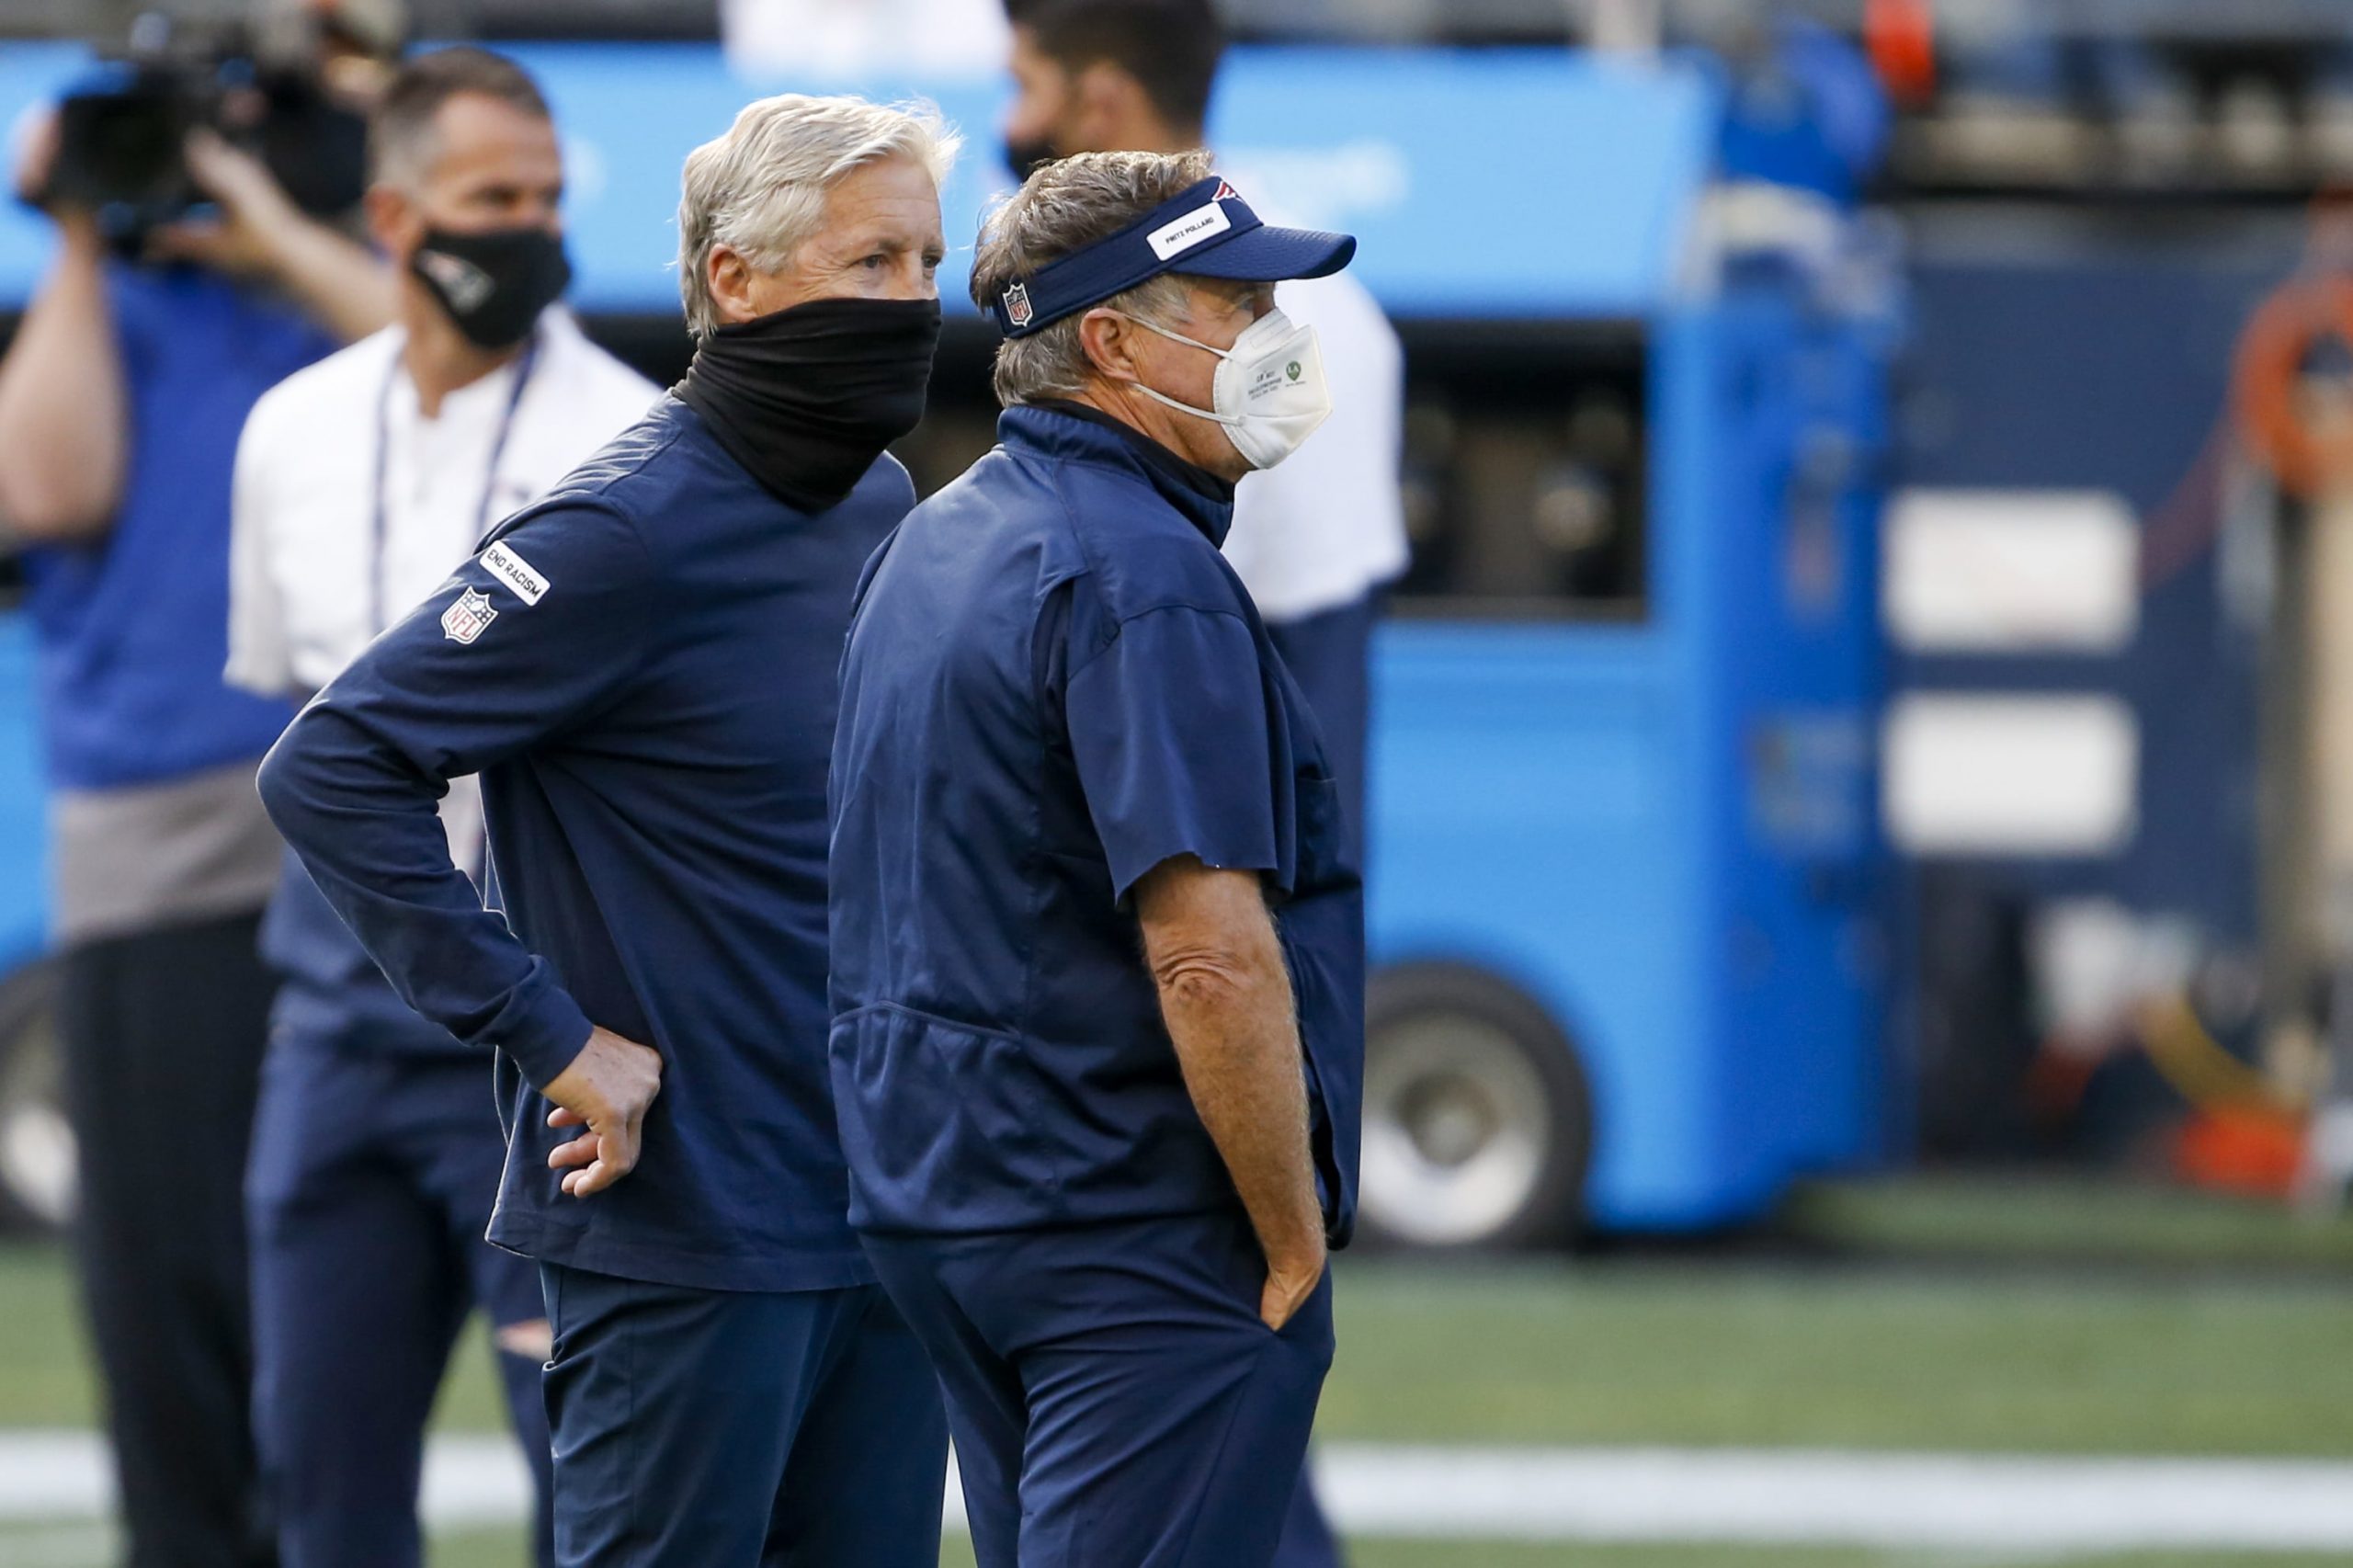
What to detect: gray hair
<box><xmin>970</xmin><ymin>148</ymin><xmax>1214</xmax><ymax>407</ymax></box>
<box><xmin>676</xmin><ymin>94</ymin><xmax>962</xmax><ymax>337</ymax></box>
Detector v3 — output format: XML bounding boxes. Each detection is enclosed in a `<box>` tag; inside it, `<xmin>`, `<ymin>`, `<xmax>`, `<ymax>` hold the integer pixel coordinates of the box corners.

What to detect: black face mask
<box><xmin>409</xmin><ymin>225</ymin><xmax>573</xmax><ymax>351</ymax></box>
<box><xmin>674</xmin><ymin>295</ymin><xmax>943</xmax><ymax>512</ymax></box>
<box><xmin>1002</xmin><ymin>131</ymin><xmax>1060</xmax><ymax>184</ymax></box>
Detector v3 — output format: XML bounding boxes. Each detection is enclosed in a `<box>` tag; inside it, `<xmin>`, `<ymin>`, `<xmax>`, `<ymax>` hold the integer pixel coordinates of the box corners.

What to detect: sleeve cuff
<box><xmin>491</xmin><ymin>963</ymin><xmax>596</xmax><ymax>1090</ymax></box>
<box><xmin>1108</xmin><ymin>838</ymin><xmax>1282</xmax><ymax>910</ymax></box>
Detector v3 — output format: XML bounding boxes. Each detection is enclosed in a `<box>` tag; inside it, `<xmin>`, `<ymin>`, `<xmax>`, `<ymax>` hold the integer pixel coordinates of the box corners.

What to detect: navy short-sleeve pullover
<box><xmin>828</xmin><ymin>403</ymin><xmax>1365</xmax><ymax>1243</ymax></box>
<box><xmin>259</xmin><ymin>396</ymin><xmax>909</xmax><ymax>1291</ymax></box>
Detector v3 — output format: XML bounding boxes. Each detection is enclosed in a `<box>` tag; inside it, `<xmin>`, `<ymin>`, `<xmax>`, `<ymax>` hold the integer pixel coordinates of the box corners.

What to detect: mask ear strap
<box><xmin>1113</xmin><ymin>310</ymin><xmax>1230</xmax><ymax>361</ymax></box>
<box><xmin>1098</xmin><ymin>309</ymin><xmax>1240</xmax><ymax>427</ymax></box>
<box><xmin>1130</xmin><ymin>379</ymin><xmax>1241</xmax><ymax>428</ymax></box>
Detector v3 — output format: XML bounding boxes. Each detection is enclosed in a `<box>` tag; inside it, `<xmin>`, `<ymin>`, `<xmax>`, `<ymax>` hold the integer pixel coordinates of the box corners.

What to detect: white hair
<box><xmin>676</xmin><ymin>94</ymin><xmax>961</xmax><ymax>337</ymax></box>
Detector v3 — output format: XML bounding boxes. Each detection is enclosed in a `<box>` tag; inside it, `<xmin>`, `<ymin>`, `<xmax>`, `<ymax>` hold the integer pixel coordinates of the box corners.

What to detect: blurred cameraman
<box><xmin>0</xmin><ymin>4</ymin><xmax>401</xmax><ymax>1562</ymax></box>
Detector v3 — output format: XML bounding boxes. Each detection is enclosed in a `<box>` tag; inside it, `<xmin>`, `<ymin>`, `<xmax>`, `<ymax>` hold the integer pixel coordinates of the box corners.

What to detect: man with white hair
<box><xmin>255</xmin><ymin>93</ymin><xmax>956</xmax><ymax>1566</ymax></box>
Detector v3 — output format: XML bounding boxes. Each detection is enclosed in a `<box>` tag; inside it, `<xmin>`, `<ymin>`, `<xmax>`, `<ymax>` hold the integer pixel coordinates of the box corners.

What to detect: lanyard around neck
<box><xmin>369</xmin><ymin>330</ymin><xmax>543</xmax><ymax>634</ymax></box>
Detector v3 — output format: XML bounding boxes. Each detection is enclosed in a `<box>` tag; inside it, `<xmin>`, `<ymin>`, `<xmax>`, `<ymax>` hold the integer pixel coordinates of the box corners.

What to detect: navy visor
<box><xmin>990</xmin><ymin>176</ymin><xmax>1356</xmax><ymax>338</ymax></box>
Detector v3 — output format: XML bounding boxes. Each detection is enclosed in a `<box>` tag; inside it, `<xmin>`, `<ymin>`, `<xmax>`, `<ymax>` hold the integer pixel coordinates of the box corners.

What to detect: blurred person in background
<box><xmin>998</xmin><ymin>3</ymin><xmax>1404</xmax><ymax>1560</ymax></box>
<box><xmin>833</xmin><ymin>148</ymin><xmax>1362</xmax><ymax>1568</ymax></box>
<box><xmin>225</xmin><ymin>48</ymin><xmax>655</xmax><ymax>1568</ymax></box>
<box><xmin>0</xmin><ymin>2</ymin><xmax>399</xmax><ymax>1562</ymax></box>
<box><xmin>722</xmin><ymin>0</ymin><xmax>1009</xmax><ymax>80</ymax></box>
<box><xmin>255</xmin><ymin>93</ymin><xmax>956</xmax><ymax>1567</ymax></box>
<box><xmin>1002</xmin><ymin>0</ymin><xmax>1406</xmax><ymax>863</ymax></box>
<box><xmin>1701</xmin><ymin>2</ymin><xmax>1892</xmax><ymax>207</ymax></box>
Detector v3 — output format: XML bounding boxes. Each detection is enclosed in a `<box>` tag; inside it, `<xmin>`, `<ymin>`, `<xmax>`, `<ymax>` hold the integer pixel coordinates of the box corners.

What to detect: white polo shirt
<box><xmin>228</xmin><ymin>308</ymin><xmax>657</xmax><ymax>854</ymax></box>
<box><xmin>1224</xmin><ymin>263</ymin><xmax>1410</xmax><ymax>623</ymax></box>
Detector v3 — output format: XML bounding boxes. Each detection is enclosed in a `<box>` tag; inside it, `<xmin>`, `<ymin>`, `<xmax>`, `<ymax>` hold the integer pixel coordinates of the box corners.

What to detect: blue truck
<box><xmin>0</xmin><ymin>612</ymin><xmax>62</xmax><ymax>1232</ymax></box>
<box><xmin>0</xmin><ymin>42</ymin><xmax>1896</xmax><ymax>1245</ymax></box>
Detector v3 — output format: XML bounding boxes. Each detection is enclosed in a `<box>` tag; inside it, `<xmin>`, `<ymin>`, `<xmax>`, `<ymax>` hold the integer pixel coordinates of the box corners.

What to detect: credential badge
<box><xmin>441</xmin><ymin>587</ymin><xmax>499</xmax><ymax>644</ymax></box>
<box><xmin>1004</xmin><ymin>281</ymin><xmax>1034</xmax><ymax>330</ymax></box>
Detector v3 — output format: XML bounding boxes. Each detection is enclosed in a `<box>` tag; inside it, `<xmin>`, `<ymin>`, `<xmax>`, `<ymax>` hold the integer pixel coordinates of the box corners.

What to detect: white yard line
<box><xmin>2</xmin><ymin>1434</ymin><xmax>2351</xmax><ymax>1551</ymax></box>
<box><xmin>1316</xmin><ymin>1446</ymin><xmax>2353</xmax><ymax>1551</ymax></box>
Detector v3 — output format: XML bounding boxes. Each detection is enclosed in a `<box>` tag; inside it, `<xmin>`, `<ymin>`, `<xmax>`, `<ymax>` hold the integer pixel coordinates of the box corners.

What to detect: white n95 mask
<box><xmin>1121</xmin><ymin>307</ymin><xmax>1333</xmax><ymax>471</ymax></box>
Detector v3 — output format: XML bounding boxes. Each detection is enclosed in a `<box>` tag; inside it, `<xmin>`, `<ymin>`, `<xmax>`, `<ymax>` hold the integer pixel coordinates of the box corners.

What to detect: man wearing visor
<box><xmin>831</xmin><ymin>149</ymin><xmax>1364</xmax><ymax>1565</ymax></box>
<box><xmin>256</xmin><ymin>93</ymin><xmax>955</xmax><ymax>1565</ymax></box>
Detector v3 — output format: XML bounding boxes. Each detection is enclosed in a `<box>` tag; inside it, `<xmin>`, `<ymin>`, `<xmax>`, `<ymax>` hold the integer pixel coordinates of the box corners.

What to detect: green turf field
<box><xmin>3</xmin><ymin>1176</ymin><xmax>2348</xmax><ymax>1566</ymax></box>
<box><xmin>15</xmin><ymin>1218</ymin><xmax>2352</xmax><ymax>1455</ymax></box>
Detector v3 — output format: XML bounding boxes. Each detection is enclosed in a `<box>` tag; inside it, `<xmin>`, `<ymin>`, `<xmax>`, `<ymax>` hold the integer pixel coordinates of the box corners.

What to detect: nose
<box><xmin>882</xmin><ymin>255</ymin><xmax>937</xmax><ymax>301</ymax></box>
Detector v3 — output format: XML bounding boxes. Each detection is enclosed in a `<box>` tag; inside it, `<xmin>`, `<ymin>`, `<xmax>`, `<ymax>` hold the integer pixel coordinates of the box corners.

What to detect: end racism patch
<box><xmin>481</xmin><ymin>541</ymin><xmax>550</xmax><ymax>605</ymax></box>
<box><xmin>1145</xmin><ymin>200</ymin><xmax>1233</xmax><ymax>261</ymax></box>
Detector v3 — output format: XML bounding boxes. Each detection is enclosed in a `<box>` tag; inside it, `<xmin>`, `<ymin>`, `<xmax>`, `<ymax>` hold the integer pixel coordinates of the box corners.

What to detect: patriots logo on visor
<box><xmin>1004</xmin><ymin>282</ymin><xmax>1034</xmax><ymax>329</ymax></box>
<box><xmin>1212</xmin><ymin>179</ymin><xmax>1238</xmax><ymax>200</ymax></box>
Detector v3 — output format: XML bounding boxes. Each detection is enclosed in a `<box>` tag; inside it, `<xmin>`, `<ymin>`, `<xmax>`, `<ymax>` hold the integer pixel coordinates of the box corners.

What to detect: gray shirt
<box><xmin>51</xmin><ymin>758</ymin><xmax>283</xmax><ymax>946</ymax></box>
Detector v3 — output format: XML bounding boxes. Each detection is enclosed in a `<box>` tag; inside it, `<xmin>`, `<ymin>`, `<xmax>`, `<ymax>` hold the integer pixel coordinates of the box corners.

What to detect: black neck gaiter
<box><xmin>675</xmin><ymin>295</ymin><xmax>943</xmax><ymax>511</ymax></box>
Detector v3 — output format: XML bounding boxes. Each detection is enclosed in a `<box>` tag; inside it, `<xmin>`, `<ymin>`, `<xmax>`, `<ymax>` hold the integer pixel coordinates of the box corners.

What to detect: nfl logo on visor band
<box><xmin>989</xmin><ymin>175</ymin><xmax>1357</xmax><ymax>339</ymax></box>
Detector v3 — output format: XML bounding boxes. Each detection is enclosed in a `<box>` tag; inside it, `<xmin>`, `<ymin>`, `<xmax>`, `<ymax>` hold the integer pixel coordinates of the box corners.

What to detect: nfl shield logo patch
<box><xmin>441</xmin><ymin>587</ymin><xmax>498</xmax><ymax>644</ymax></box>
<box><xmin>1004</xmin><ymin>282</ymin><xmax>1034</xmax><ymax>329</ymax></box>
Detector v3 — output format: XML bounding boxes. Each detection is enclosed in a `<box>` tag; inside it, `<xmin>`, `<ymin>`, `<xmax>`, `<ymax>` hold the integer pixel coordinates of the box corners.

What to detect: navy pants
<box><xmin>1266</xmin><ymin>593</ymin><xmax>1377</xmax><ymax>867</ymax></box>
<box><xmin>864</xmin><ymin>1210</ymin><xmax>1335</xmax><ymax>1568</ymax></box>
<box><xmin>539</xmin><ymin>1264</ymin><xmax>948</xmax><ymax>1567</ymax></box>
<box><xmin>1274</xmin><ymin>1470</ymin><xmax>1343</xmax><ymax>1568</ymax></box>
<box><xmin>244</xmin><ymin>1040</ymin><xmax>554</xmax><ymax>1568</ymax></box>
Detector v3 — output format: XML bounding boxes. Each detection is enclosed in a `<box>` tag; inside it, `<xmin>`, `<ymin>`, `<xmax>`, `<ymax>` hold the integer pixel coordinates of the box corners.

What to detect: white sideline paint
<box><xmin>1318</xmin><ymin>1447</ymin><xmax>2353</xmax><ymax>1551</ymax></box>
<box><xmin>0</xmin><ymin>1433</ymin><xmax>542</xmax><ymax>1530</ymax></box>
<box><xmin>5</xmin><ymin>1434</ymin><xmax>2353</xmax><ymax>1551</ymax></box>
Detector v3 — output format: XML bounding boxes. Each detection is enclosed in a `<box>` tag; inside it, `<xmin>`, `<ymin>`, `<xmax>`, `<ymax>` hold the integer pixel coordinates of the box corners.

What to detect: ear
<box><xmin>706</xmin><ymin>244</ymin><xmax>753</xmax><ymax>325</ymax></box>
<box><xmin>1074</xmin><ymin>306</ymin><xmax>1144</xmax><ymax>384</ymax></box>
<box><xmin>363</xmin><ymin>184</ymin><xmax>415</xmax><ymax>259</ymax></box>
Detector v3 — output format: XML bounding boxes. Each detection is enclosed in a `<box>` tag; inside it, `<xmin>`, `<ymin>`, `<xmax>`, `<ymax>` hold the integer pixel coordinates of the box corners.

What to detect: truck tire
<box><xmin>1355</xmin><ymin>960</ymin><xmax>1592</xmax><ymax>1251</ymax></box>
<box><xmin>0</xmin><ymin>960</ymin><xmax>74</xmax><ymax>1235</ymax></box>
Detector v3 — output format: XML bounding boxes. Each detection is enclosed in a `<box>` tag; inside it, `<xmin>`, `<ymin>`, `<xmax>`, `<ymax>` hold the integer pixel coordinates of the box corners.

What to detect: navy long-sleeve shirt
<box><xmin>258</xmin><ymin>395</ymin><xmax>910</xmax><ymax>1292</ymax></box>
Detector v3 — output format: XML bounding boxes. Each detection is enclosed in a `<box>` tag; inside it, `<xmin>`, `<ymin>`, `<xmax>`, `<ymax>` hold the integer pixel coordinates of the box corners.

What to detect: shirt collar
<box><xmin>383</xmin><ymin>313</ymin><xmax>554</xmax><ymax>428</ymax></box>
<box><xmin>1000</xmin><ymin>401</ymin><xmax>1237</xmax><ymax>548</ymax></box>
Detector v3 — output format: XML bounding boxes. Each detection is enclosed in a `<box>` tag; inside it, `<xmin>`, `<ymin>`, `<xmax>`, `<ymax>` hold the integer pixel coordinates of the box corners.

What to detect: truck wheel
<box><xmin>0</xmin><ymin>961</ymin><xmax>74</xmax><ymax>1235</ymax></box>
<box><xmin>1356</xmin><ymin>961</ymin><xmax>1592</xmax><ymax>1251</ymax></box>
